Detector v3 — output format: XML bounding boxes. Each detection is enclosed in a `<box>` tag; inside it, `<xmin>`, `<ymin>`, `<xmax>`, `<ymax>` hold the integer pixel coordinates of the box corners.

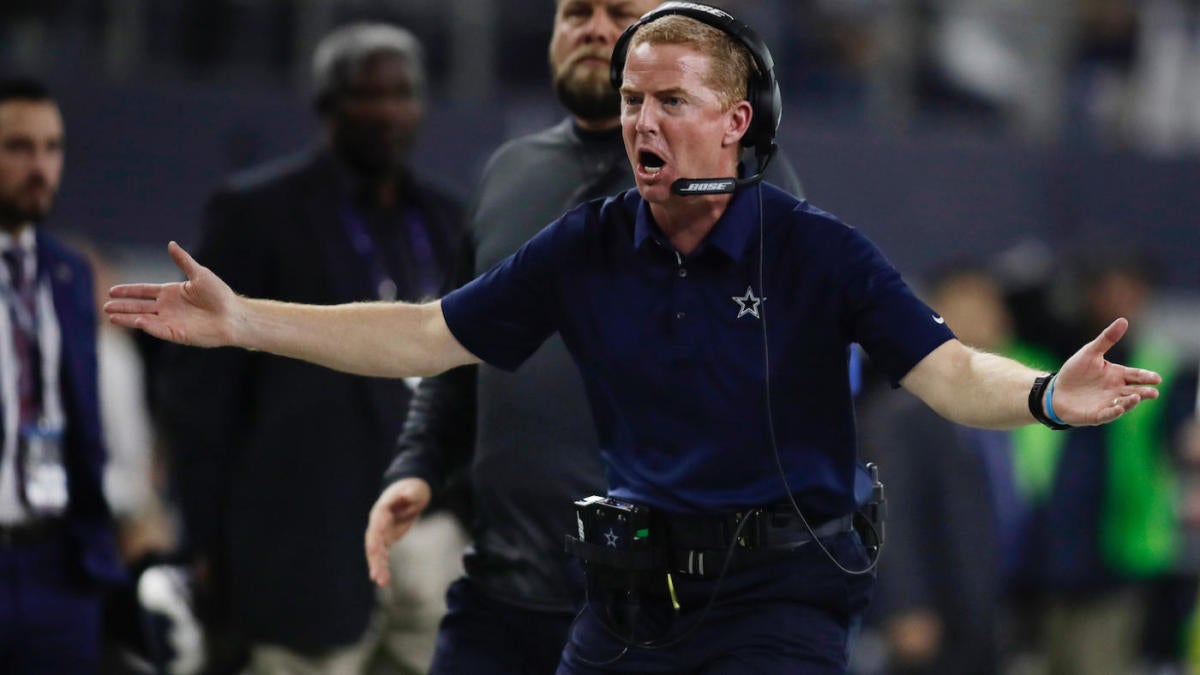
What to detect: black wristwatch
<box><xmin>1028</xmin><ymin>372</ymin><xmax>1072</xmax><ymax>431</ymax></box>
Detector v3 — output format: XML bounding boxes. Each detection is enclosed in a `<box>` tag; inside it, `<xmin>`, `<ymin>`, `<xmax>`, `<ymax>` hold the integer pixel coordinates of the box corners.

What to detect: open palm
<box><xmin>104</xmin><ymin>241</ymin><xmax>240</xmax><ymax>348</ymax></box>
<box><xmin>1050</xmin><ymin>318</ymin><xmax>1162</xmax><ymax>426</ymax></box>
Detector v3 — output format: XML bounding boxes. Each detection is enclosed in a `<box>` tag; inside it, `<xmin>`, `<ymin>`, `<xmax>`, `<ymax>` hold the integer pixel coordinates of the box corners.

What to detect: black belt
<box><xmin>0</xmin><ymin>519</ymin><xmax>63</xmax><ymax>547</ymax></box>
<box><xmin>665</xmin><ymin>512</ymin><xmax>854</xmax><ymax>578</ymax></box>
<box><xmin>564</xmin><ymin>501</ymin><xmax>857</xmax><ymax>580</ymax></box>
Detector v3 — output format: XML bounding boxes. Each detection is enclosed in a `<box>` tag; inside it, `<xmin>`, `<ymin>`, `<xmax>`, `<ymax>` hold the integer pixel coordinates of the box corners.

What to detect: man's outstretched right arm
<box><xmin>105</xmin><ymin>241</ymin><xmax>481</xmax><ymax>379</ymax></box>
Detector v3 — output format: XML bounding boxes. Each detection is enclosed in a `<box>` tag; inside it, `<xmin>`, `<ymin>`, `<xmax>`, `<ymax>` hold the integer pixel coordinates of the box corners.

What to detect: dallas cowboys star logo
<box><xmin>604</xmin><ymin>528</ymin><xmax>620</xmax><ymax>548</ymax></box>
<box><xmin>732</xmin><ymin>286</ymin><xmax>765</xmax><ymax>319</ymax></box>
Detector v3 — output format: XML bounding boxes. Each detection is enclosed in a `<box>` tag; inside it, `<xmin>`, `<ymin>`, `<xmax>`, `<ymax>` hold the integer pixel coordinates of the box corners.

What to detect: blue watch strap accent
<box><xmin>1028</xmin><ymin>372</ymin><xmax>1071</xmax><ymax>431</ymax></box>
<box><xmin>1044</xmin><ymin>374</ymin><xmax>1067</xmax><ymax>426</ymax></box>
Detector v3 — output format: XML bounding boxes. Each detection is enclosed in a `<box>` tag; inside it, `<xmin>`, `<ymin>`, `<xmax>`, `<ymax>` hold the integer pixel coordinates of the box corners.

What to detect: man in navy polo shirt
<box><xmin>106</xmin><ymin>4</ymin><xmax>1162</xmax><ymax>672</ymax></box>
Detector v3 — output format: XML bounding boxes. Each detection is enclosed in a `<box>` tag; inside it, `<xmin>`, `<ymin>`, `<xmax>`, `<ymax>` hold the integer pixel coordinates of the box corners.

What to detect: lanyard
<box><xmin>340</xmin><ymin>204</ymin><xmax>440</xmax><ymax>301</ymax></box>
<box><xmin>400</xmin><ymin>208</ymin><xmax>439</xmax><ymax>299</ymax></box>
<box><xmin>0</xmin><ymin>266</ymin><xmax>49</xmax><ymax>421</ymax></box>
<box><xmin>341</xmin><ymin>205</ymin><xmax>399</xmax><ymax>301</ymax></box>
<box><xmin>0</xmin><ymin>274</ymin><xmax>67</xmax><ymax>518</ymax></box>
<box><xmin>0</xmin><ymin>254</ymin><xmax>38</xmax><ymax>336</ymax></box>
<box><xmin>0</xmin><ymin>273</ymin><xmax>66</xmax><ymax>438</ymax></box>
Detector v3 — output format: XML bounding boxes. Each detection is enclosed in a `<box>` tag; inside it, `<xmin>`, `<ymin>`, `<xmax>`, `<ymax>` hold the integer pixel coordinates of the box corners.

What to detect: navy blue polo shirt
<box><xmin>442</xmin><ymin>182</ymin><xmax>953</xmax><ymax>516</ymax></box>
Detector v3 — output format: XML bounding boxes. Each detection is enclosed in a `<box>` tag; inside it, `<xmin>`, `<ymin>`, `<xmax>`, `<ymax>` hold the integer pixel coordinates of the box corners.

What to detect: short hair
<box><xmin>627</xmin><ymin>14</ymin><xmax>754</xmax><ymax>111</ymax></box>
<box><xmin>311</xmin><ymin>23</ymin><xmax>426</xmax><ymax>112</ymax></box>
<box><xmin>0</xmin><ymin>77</ymin><xmax>55</xmax><ymax>106</ymax></box>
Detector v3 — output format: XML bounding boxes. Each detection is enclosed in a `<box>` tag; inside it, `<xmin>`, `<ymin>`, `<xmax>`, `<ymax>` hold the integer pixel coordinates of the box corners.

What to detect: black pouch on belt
<box><xmin>564</xmin><ymin>496</ymin><xmax>667</xmax><ymax>596</ymax></box>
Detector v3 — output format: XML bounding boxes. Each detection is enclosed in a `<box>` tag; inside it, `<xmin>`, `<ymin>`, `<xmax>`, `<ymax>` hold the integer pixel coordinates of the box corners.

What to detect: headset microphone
<box><xmin>671</xmin><ymin>142</ymin><xmax>777</xmax><ymax>196</ymax></box>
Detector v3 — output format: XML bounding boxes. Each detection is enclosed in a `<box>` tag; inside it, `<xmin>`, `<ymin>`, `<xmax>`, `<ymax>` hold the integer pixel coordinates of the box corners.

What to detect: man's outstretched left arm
<box><xmin>901</xmin><ymin>318</ymin><xmax>1162</xmax><ymax>430</ymax></box>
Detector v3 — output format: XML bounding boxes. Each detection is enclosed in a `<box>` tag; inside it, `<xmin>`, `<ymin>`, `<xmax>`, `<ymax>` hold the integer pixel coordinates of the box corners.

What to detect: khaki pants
<box><xmin>1041</xmin><ymin>587</ymin><xmax>1147</xmax><ymax>675</ymax></box>
<box><xmin>248</xmin><ymin>512</ymin><xmax>468</xmax><ymax>675</ymax></box>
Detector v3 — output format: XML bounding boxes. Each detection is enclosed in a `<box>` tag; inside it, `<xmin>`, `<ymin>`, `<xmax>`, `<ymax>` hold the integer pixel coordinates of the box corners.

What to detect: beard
<box><xmin>553</xmin><ymin>53</ymin><xmax>620</xmax><ymax>122</ymax></box>
<box><xmin>0</xmin><ymin>181</ymin><xmax>55</xmax><ymax>228</ymax></box>
<box><xmin>333</xmin><ymin>124</ymin><xmax>412</xmax><ymax>177</ymax></box>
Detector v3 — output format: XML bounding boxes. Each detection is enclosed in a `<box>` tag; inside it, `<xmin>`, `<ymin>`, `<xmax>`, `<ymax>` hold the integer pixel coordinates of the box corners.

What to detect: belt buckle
<box><xmin>734</xmin><ymin>508</ymin><xmax>766</xmax><ymax>549</ymax></box>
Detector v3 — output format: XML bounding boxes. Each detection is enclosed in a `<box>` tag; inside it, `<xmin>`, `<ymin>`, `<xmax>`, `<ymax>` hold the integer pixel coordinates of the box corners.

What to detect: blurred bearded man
<box><xmin>363</xmin><ymin>2</ymin><xmax>801</xmax><ymax>673</ymax></box>
<box><xmin>552</xmin><ymin>8</ymin><xmax>625</xmax><ymax>122</ymax></box>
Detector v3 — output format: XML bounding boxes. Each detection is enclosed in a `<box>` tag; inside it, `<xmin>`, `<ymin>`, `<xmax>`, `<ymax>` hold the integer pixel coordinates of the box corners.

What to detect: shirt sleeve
<box><xmin>838</xmin><ymin>226</ymin><xmax>954</xmax><ymax>385</ymax></box>
<box><xmin>440</xmin><ymin>218</ymin><xmax>569</xmax><ymax>372</ymax></box>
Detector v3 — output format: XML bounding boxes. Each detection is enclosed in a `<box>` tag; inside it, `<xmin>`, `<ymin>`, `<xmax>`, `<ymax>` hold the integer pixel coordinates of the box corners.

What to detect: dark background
<box><xmin>4</xmin><ymin>1</ymin><xmax>1197</xmax><ymax>339</ymax></box>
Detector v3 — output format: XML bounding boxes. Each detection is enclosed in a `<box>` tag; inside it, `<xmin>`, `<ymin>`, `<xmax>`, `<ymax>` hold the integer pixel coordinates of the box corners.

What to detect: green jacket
<box><xmin>1009</xmin><ymin>339</ymin><xmax>1180</xmax><ymax>576</ymax></box>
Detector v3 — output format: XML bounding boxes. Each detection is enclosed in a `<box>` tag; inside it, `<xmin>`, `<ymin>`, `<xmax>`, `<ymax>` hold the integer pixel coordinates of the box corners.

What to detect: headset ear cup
<box><xmin>743</xmin><ymin>76</ymin><xmax>778</xmax><ymax>150</ymax></box>
<box><xmin>610</xmin><ymin>27</ymin><xmax>633</xmax><ymax>91</ymax></box>
<box><xmin>741</xmin><ymin>83</ymin><xmax>759</xmax><ymax>149</ymax></box>
<box><xmin>765</xmin><ymin>78</ymin><xmax>781</xmax><ymax>146</ymax></box>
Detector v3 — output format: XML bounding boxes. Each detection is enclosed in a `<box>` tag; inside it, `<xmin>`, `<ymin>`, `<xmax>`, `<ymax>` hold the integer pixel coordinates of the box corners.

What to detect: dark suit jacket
<box><xmin>860</xmin><ymin>392</ymin><xmax>1003</xmax><ymax>675</ymax></box>
<box><xmin>159</xmin><ymin>148</ymin><xmax>463</xmax><ymax>651</ymax></box>
<box><xmin>25</xmin><ymin>234</ymin><xmax>123</xmax><ymax>585</ymax></box>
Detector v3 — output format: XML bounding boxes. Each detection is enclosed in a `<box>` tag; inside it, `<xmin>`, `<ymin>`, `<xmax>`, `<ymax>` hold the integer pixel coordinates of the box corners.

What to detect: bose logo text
<box><xmin>679</xmin><ymin>181</ymin><xmax>735</xmax><ymax>192</ymax></box>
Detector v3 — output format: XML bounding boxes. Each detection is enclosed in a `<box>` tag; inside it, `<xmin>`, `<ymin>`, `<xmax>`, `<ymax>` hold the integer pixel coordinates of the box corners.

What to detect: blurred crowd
<box><xmin>2</xmin><ymin>1</ymin><xmax>1199</xmax><ymax>675</ymax></box>
<box><xmin>851</xmin><ymin>256</ymin><xmax>1200</xmax><ymax>675</ymax></box>
<box><xmin>6</xmin><ymin>0</ymin><xmax>1200</xmax><ymax>153</ymax></box>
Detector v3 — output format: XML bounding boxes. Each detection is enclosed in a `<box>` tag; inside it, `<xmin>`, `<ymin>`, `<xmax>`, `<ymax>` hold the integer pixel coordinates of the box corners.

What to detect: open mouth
<box><xmin>638</xmin><ymin>150</ymin><xmax>666</xmax><ymax>175</ymax></box>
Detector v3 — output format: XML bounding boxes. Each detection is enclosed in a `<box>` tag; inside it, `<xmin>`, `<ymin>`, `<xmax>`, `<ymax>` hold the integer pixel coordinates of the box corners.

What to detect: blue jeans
<box><xmin>559</xmin><ymin>532</ymin><xmax>874</xmax><ymax>674</ymax></box>
<box><xmin>0</xmin><ymin>532</ymin><xmax>101</xmax><ymax>673</ymax></box>
<box><xmin>430</xmin><ymin>577</ymin><xmax>578</xmax><ymax>675</ymax></box>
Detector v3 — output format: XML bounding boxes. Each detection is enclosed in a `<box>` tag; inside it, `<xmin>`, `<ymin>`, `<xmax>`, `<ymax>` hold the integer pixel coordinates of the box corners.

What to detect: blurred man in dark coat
<box><xmin>158</xmin><ymin>23</ymin><xmax>465</xmax><ymax>674</ymax></box>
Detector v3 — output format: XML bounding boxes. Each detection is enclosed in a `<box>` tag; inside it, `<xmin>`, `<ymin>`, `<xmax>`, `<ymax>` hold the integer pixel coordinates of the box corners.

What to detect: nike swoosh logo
<box><xmin>932</xmin><ymin>315</ymin><xmax>946</xmax><ymax>324</ymax></box>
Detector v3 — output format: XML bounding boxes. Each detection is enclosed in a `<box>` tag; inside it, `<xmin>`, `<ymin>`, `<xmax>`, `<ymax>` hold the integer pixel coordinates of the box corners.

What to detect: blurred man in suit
<box><xmin>0</xmin><ymin>77</ymin><xmax>124</xmax><ymax>673</ymax></box>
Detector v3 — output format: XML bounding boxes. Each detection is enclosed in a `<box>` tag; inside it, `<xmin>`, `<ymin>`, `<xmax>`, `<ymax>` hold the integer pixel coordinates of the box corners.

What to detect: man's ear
<box><xmin>723</xmin><ymin>100</ymin><xmax>753</xmax><ymax>148</ymax></box>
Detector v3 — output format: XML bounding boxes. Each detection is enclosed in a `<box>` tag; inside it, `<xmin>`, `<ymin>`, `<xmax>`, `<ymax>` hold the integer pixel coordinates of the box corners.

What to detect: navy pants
<box><xmin>430</xmin><ymin>577</ymin><xmax>577</xmax><ymax>675</ymax></box>
<box><xmin>559</xmin><ymin>532</ymin><xmax>874</xmax><ymax>674</ymax></box>
<box><xmin>0</xmin><ymin>533</ymin><xmax>101</xmax><ymax>673</ymax></box>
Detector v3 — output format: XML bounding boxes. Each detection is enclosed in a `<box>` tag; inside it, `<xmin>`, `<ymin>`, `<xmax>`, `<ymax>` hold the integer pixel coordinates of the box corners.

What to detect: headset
<box><xmin>609</xmin><ymin>1</ymin><xmax>781</xmax><ymax>195</ymax></box>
